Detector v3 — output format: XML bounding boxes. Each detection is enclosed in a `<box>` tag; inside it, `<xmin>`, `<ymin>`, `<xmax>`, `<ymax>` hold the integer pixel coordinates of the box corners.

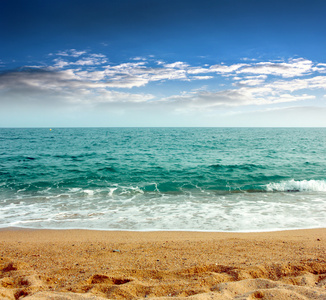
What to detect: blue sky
<box><xmin>1</xmin><ymin>0</ymin><xmax>326</xmax><ymax>127</ymax></box>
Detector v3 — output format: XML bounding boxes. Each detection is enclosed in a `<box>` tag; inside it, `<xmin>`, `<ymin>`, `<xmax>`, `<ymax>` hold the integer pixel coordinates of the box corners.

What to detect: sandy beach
<box><xmin>0</xmin><ymin>228</ymin><xmax>325</xmax><ymax>299</ymax></box>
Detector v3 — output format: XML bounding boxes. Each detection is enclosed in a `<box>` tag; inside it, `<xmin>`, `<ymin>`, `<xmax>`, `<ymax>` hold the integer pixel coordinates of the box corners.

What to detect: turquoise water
<box><xmin>0</xmin><ymin>127</ymin><xmax>325</xmax><ymax>231</ymax></box>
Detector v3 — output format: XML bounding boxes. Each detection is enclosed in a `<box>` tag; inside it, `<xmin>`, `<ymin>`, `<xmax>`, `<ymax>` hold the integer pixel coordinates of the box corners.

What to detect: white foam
<box><xmin>83</xmin><ymin>189</ymin><xmax>94</xmax><ymax>196</ymax></box>
<box><xmin>1</xmin><ymin>186</ymin><xmax>326</xmax><ymax>232</ymax></box>
<box><xmin>108</xmin><ymin>187</ymin><xmax>117</xmax><ymax>196</ymax></box>
<box><xmin>68</xmin><ymin>188</ymin><xmax>82</xmax><ymax>193</ymax></box>
<box><xmin>266</xmin><ymin>179</ymin><xmax>326</xmax><ymax>192</ymax></box>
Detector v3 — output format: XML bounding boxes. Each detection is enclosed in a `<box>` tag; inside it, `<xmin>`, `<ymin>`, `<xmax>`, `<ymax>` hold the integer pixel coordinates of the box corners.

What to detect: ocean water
<box><xmin>0</xmin><ymin>127</ymin><xmax>325</xmax><ymax>232</ymax></box>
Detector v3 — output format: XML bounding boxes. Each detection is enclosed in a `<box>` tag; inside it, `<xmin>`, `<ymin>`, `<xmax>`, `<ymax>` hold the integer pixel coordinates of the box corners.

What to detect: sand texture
<box><xmin>0</xmin><ymin>228</ymin><xmax>325</xmax><ymax>299</ymax></box>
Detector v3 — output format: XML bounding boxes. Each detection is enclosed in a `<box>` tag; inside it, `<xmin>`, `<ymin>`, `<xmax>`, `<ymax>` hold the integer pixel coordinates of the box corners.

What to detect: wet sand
<box><xmin>0</xmin><ymin>228</ymin><xmax>325</xmax><ymax>299</ymax></box>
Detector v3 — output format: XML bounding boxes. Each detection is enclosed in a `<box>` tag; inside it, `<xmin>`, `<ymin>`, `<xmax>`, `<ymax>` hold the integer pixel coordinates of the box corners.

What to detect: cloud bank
<box><xmin>1</xmin><ymin>50</ymin><xmax>326</xmax><ymax>114</ymax></box>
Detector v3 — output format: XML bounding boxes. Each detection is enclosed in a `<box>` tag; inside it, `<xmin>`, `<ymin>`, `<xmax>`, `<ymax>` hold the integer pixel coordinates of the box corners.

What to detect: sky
<box><xmin>1</xmin><ymin>0</ymin><xmax>326</xmax><ymax>127</ymax></box>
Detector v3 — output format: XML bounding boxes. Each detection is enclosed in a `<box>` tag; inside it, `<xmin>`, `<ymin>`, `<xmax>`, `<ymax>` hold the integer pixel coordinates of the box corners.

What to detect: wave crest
<box><xmin>266</xmin><ymin>179</ymin><xmax>326</xmax><ymax>192</ymax></box>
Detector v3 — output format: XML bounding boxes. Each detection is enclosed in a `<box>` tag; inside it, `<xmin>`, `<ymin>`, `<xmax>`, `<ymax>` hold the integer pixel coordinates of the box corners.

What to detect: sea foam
<box><xmin>266</xmin><ymin>179</ymin><xmax>326</xmax><ymax>192</ymax></box>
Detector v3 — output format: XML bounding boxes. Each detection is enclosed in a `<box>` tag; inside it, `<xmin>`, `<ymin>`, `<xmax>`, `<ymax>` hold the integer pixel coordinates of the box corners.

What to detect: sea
<box><xmin>0</xmin><ymin>127</ymin><xmax>325</xmax><ymax>232</ymax></box>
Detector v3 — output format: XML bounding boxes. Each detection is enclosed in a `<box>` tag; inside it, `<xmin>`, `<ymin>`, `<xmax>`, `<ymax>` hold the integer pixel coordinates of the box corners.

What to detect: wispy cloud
<box><xmin>236</xmin><ymin>58</ymin><xmax>312</xmax><ymax>78</ymax></box>
<box><xmin>56</xmin><ymin>49</ymin><xmax>87</xmax><ymax>57</ymax></box>
<box><xmin>236</xmin><ymin>75</ymin><xmax>268</xmax><ymax>86</ymax></box>
<box><xmin>187</xmin><ymin>63</ymin><xmax>247</xmax><ymax>75</ymax></box>
<box><xmin>53</xmin><ymin>52</ymin><xmax>107</xmax><ymax>69</ymax></box>
<box><xmin>265</xmin><ymin>76</ymin><xmax>326</xmax><ymax>92</ymax></box>
<box><xmin>131</xmin><ymin>56</ymin><xmax>147</xmax><ymax>61</ymax></box>
<box><xmin>158</xmin><ymin>88</ymin><xmax>315</xmax><ymax>111</ymax></box>
<box><xmin>164</xmin><ymin>61</ymin><xmax>189</xmax><ymax>69</ymax></box>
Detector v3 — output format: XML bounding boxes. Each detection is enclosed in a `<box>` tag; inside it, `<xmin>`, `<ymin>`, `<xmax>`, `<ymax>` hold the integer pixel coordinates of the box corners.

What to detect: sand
<box><xmin>0</xmin><ymin>228</ymin><xmax>325</xmax><ymax>299</ymax></box>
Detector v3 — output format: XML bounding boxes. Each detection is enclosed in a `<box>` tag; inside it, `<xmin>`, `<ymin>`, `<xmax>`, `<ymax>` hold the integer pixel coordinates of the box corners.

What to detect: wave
<box><xmin>97</xmin><ymin>166</ymin><xmax>116</xmax><ymax>172</ymax></box>
<box><xmin>266</xmin><ymin>179</ymin><xmax>326</xmax><ymax>192</ymax></box>
<box><xmin>209</xmin><ymin>163</ymin><xmax>266</xmax><ymax>171</ymax></box>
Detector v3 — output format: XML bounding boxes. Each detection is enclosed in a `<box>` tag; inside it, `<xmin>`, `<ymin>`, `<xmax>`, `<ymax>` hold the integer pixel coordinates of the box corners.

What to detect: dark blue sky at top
<box><xmin>1</xmin><ymin>0</ymin><xmax>326</xmax><ymax>67</ymax></box>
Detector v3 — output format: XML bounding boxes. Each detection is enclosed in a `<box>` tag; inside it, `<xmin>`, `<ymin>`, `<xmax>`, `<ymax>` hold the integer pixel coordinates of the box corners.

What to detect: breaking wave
<box><xmin>266</xmin><ymin>179</ymin><xmax>326</xmax><ymax>192</ymax></box>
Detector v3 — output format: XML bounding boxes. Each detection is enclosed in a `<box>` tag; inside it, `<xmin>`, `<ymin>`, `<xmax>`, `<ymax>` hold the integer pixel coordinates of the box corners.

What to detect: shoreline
<box><xmin>2</xmin><ymin>225</ymin><xmax>326</xmax><ymax>233</ymax></box>
<box><xmin>0</xmin><ymin>228</ymin><xmax>325</xmax><ymax>299</ymax></box>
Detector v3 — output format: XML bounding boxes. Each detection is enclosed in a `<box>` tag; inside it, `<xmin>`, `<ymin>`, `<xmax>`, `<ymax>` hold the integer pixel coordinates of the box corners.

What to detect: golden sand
<box><xmin>0</xmin><ymin>228</ymin><xmax>325</xmax><ymax>299</ymax></box>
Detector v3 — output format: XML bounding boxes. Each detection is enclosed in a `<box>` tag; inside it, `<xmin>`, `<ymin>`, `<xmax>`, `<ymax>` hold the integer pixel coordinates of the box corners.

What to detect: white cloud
<box><xmin>264</xmin><ymin>94</ymin><xmax>315</xmax><ymax>103</ymax></box>
<box><xmin>53</xmin><ymin>54</ymin><xmax>107</xmax><ymax>68</ymax></box>
<box><xmin>190</xmin><ymin>76</ymin><xmax>214</xmax><ymax>80</ymax></box>
<box><xmin>1</xmin><ymin>52</ymin><xmax>325</xmax><ymax>115</ymax></box>
<box><xmin>105</xmin><ymin>76</ymin><xmax>150</xmax><ymax>88</ymax></box>
<box><xmin>53</xmin><ymin>58</ymin><xmax>70</xmax><ymax>68</ymax></box>
<box><xmin>246</xmin><ymin>75</ymin><xmax>268</xmax><ymax>80</ymax></box>
<box><xmin>185</xmin><ymin>58</ymin><xmax>326</xmax><ymax>79</ymax></box>
<box><xmin>265</xmin><ymin>76</ymin><xmax>326</xmax><ymax>92</ymax></box>
<box><xmin>83</xmin><ymin>89</ymin><xmax>154</xmax><ymax>104</ymax></box>
<box><xmin>164</xmin><ymin>61</ymin><xmax>189</xmax><ymax>69</ymax></box>
<box><xmin>236</xmin><ymin>58</ymin><xmax>313</xmax><ymax>78</ymax></box>
<box><xmin>210</xmin><ymin>63</ymin><xmax>247</xmax><ymax>74</ymax></box>
<box><xmin>90</xmin><ymin>53</ymin><xmax>106</xmax><ymax>58</ymax></box>
<box><xmin>0</xmin><ymin>69</ymin><xmax>154</xmax><ymax>107</ymax></box>
<box><xmin>241</xmin><ymin>57</ymin><xmax>257</xmax><ymax>61</ymax></box>
<box><xmin>49</xmin><ymin>52</ymin><xmax>326</xmax><ymax>92</ymax></box>
<box><xmin>237</xmin><ymin>75</ymin><xmax>268</xmax><ymax>86</ymax></box>
<box><xmin>158</xmin><ymin>82</ymin><xmax>316</xmax><ymax>111</ymax></box>
<box><xmin>238</xmin><ymin>79</ymin><xmax>265</xmax><ymax>86</ymax></box>
<box><xmin>74</xmin><ymin>57</ymin><xmax>107</xmax><ymax>66</ymax></box>
<box><xmin>187</xmin><ymin>63</ymin><xmax>246</xmax><ymax>75</ymax></box>
<box><xmin>74</xmin><ymin>70</ymin><xmax>106</xmax><ymax>81</ymax></box>
<box><xmin>161</xmin><ymin>90</ymin><xmax>253</xmax><ymax>109</ymax></box>
<box><xmin>101</xmin><ymin>61</ymin><xmax>189</xmax><ymax>88</ymax></box>
<box><xmin>313</xmin><ymin>63</ymin><xmax>326</xmax><ymax>73</ymax></box>
<box><xmin>132</xmin><ymin>56</ymin><xmax>147</xmax><ymax>61</ymax></box>
<box><xmin>56</xmin><ymin>49</ymin><xmax>87</xmax><ymax>57</ymax></box>
<box><xmin>105</xmin><ymin>62</ymin><xmax>146</xmax><ymax>71</ymax></box>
